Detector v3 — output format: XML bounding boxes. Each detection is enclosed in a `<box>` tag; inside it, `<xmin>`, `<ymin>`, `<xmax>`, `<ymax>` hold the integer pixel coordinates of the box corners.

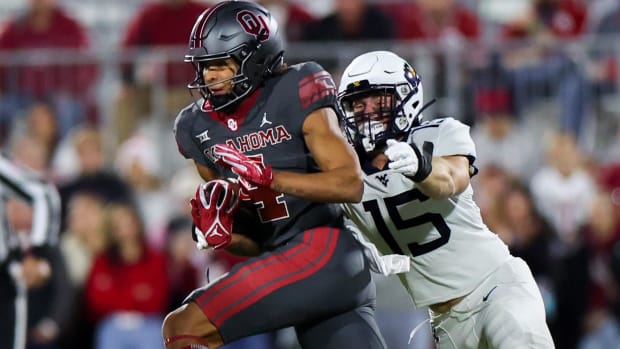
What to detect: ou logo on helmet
<box><xmin>236</xmin><ymin>10</ymin><xmax>270</xmax><ymax>41</ymax></box>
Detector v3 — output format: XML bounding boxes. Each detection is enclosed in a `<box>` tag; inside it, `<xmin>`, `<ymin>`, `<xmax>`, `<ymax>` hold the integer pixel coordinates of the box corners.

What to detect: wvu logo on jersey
<box><xmin>375</xmin><ymin>173</ymin><xmax>389</xmax><ymax>187</ymax></box>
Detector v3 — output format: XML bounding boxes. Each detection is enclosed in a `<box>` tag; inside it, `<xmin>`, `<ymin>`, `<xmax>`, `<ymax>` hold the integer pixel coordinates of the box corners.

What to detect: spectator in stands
<box><xmin>529</xmin><ymin>131</ymin><xmax>596</xmax><ymax>245</ymax></box>
<box><xmin>257</xmin><ymin>0</ymin><xmax>315</xmax><ymax>42</ymax></box>
<box><xmin>58</xmin><ymin>191</ymin><xmax>108</xmax><ymax>349</ymax></box>
<box><xmin>302</xmin><ymin>0</ymin><xmax>394</xmax><ymax>42</ymax></box>
<box><xmin>500</xmin><ymin>0</ymin><xmax>590</xmax><ymax>140</ymax></box>
<box><xmin>578</xmin><ymin>191</ymin><xmax>620</xmax><ymax>349</ymax></box>
<box><xmin>497</xmin><ymin>181</ymin><xmax>557</xmax><ymax>324</ymax></box>
<box><xmin>4</xmin><ymin>173</ymin><xmax>71</xmax><ymax>349</ymax></box>
<box><xmin>471</xmin><ymin>164</ymin><xmax>515</xmax><ymax>238</ymax></box>
<box><xmin>114</xmin><ymin>0</ymin><xmax>206</xmax><ymax>149</ymax></box>
<box><xmin>24</xmin><ymin>102</ymin><xmax>60</xmax><ymax>170</ymax></box>
<box><xmin>502</xmin><ymin>0</ymin><xmax>587</xmax><ymax>39</ymax></box>
<box><xmin>163</xmin><ymin>216</ymin><xmax>198</xmax><ymax>314</ymax></box>
<box><xmin>598</xmin><ymin>162</ymin><xmax>620</xmax><ymax>220</ymax></box>
<box><xmin>84</xmin><ymin>201</ymin><xmax>169</xmax><ymax>349</ymax></box>
<box><xmin>0</xmin><ymin>0</ymin><xmax>98</xmax><ymax>143</ymax></box>
<box><xmin>586</xmin><ymin>1</ymin><xmax>620</xmax><ymax>160</ymax></box>
<box><xmin>470</xmin><ymin>52</ymin><xmax>544</xmax><ymax>181</ymax></box>
<box><xmin>301</xmin><ymin>0</ymin><xmax>394</xmax><ymax>73</ymax></box>
<box><xmin>56</xmin><ymin>127</ymin><xmax>133</xmax><ymax>230</ymax></box>
<box><xmin>498</xmin><ymin>181</ymin><xmax>556</xmax><ymax>281</ymax></box>
<box><xmin>114</xmin><ymin>132</ymin><xmax>173</xmax><ymax>239</ymax></box>
<box><xmin>381</xmin><ymin>0</ymin><xmax>481</xmax><ymax>41</ymax></box>
<box><xmin>381</xmin><ymin>0</ymin><xmax>482</xmax><ymax>115</ymax></box>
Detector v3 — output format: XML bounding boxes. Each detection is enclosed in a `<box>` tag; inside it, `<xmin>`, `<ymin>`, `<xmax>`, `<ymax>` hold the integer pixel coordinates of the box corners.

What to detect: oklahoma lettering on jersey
<box><xmin>342</xmin><ymin>117</ymin><xmax>512</xmax><ymax>308</ymax></box>
<box><xmin>174</xmin><ymin>61</ymin><xmax>345</xmax><ymax>248</ymax></box>
<box><xmin>226</xmin><ymin>125</ymin><xmax>292</xmax><ymax>153</ymax></box>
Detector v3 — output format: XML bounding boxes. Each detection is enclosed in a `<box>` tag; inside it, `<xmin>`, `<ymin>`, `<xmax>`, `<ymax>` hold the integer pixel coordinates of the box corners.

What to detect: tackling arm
<box><xmin>384</xmin><ymin>138</ymin><xmax>471</xmax><ymax>200</ymax></box>
<box><xmin>415</xmin><ymin>155</ymin><xmax>471</xmax><ymax>199</ymax></box>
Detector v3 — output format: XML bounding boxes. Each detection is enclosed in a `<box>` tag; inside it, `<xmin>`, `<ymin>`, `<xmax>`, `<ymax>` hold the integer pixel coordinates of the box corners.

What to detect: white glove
<box><xmin>385</xmin><ymin>139</ymin><xmax>419</xmax><ymax>177</ymax></box>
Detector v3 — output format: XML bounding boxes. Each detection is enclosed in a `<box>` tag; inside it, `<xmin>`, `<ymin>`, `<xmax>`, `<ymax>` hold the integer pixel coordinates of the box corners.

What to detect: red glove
<box><xmin>213</xmin><ymin>144</ymin><xmax>273</xmax><ymax>187</ymax></box>
<box><xmin>190</xmin><ymin>179</ymin><xmax>240</xmax><ymax>250</ymax></box>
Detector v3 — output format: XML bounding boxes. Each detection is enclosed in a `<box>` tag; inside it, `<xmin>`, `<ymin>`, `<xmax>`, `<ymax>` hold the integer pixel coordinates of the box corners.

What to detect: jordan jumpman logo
<box><xmin>260</xmin><ymin>112</ymin><xmax>272</xmax><ymax>127</ymax></box>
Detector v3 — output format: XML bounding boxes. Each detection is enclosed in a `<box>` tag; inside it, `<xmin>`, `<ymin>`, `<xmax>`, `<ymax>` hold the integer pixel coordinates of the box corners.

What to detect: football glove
<box><xmin>385</xmin><ymin>139</ymin><xmax>434</xmax><ymax>182</ymax></box>
<box><xmin>213</xmin><ymin>144</ymin><xmax>273</xmax><ymax>187</ymax></box>
<box><xmin>190</xmin><ymin>179</ymin><xmax>240</xmax><ymax>250</ymax></box>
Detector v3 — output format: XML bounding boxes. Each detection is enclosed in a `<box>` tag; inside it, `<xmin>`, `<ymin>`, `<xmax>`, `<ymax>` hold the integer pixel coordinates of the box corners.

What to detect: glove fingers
<box><xmin>387</xmin><ymin>160</ymin><xmax>404</xmax><ymax>170</ymax></box>
<box><xmin>388</xmin><ymin>159</ymin><xmax>414</xmax><ymax>170</ymax></box>
<box><xmin>384</xmin><ymin>144</ymin><xmax>405</xmax><ymax>159</ymax></box>
<box><xmin>214</xmin><ymin>144</ymin><xmax>250</xmax><ymax>163</ymax></box>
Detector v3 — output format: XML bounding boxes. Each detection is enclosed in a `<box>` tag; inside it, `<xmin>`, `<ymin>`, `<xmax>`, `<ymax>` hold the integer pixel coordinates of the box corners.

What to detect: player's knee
<box><xmin>162</xmin><ymin>305</ymin><xmax>186</xmax><ymax>338</ymax></box>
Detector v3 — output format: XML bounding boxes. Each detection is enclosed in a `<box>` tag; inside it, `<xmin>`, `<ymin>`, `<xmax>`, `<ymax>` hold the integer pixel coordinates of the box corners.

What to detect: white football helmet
<box><xmin>338</xmin><ymin>51</ymin><xmax>424</xmax><ymax>153</ymax></box>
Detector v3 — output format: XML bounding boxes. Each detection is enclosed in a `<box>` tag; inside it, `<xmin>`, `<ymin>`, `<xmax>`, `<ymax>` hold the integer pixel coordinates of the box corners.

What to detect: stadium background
<box><xmin>0</xmin><ymin>0</ymin><xmax>619</xmax><ymax>348</ymax></box>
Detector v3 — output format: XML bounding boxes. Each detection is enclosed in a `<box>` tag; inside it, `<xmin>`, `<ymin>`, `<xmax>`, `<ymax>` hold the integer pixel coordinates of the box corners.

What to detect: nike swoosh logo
<box><xmin>482</xmin><ymin>285</ymin><xmax>498</xmax><ymax>302</ymax></box>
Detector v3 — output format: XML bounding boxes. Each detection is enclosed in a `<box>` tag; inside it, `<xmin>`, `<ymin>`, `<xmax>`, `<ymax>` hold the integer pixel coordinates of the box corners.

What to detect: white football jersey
<box><xmin>343</xmin><ymin>117</ymin><xmax>512</xmax><ymax>308</ymax></box>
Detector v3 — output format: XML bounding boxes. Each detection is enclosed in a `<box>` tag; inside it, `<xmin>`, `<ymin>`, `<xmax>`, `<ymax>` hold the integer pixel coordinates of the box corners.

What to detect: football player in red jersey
<box><xmin>162</xmin><ymin>1</ymin><xmax>386</xmax><ymax>349</ymax></box>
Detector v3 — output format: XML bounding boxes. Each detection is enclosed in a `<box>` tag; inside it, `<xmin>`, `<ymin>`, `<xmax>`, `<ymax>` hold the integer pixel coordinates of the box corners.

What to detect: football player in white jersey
<box><xmin>337</xmin><ymin>51</ymin><xmax>555</xmax><ymax>349</ymax></box>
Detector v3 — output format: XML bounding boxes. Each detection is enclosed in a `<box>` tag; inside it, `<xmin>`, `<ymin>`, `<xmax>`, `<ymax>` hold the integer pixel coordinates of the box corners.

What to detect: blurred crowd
<box><xmin>0</xmin><ymin>0</ymin><xmax>620</xmax><ymax>348</ymax></box>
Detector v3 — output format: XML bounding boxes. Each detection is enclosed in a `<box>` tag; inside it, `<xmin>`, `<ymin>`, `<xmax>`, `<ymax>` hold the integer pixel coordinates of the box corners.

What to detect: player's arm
<box><xmin>226</xmin><ymin>234</ymin><xmax>261</xmax><ymax>257</ymax></box>
<box><xmin>416</xmin><ymin>155</ymin><xmax>471</xmax><ymax>199</ymax></box>
<box><xmin>271</xmin><ymin>107</ymin><xmax>364</xmax><ymax>203</ymax></box>
<box><xmin>194</xmin><ymin>161</ymin><xmax>220</xmax><ymax>181</ymax></box>
<box><xmin>385</xmin><ymin>139</ymin><xmax>471</xmax><ymax>199</ymax></box>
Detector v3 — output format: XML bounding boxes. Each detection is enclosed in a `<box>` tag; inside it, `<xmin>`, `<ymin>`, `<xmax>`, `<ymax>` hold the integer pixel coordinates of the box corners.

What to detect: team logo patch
<box><xmin>196</xmin><ymin>130</ymin><xmax>210</xmax><ymax>143</ymax></box>
<box><xmin>376</xmin><ymin>174</ymin><xmax>389</xmax><ymax>187</ymax></box>
<box><xmin>236</xmin><ymin>10</ymin><xmax>270</xmax><ymax>41</ymax></box>
<box><xmin>227</xmin><ymin>118</ymin><xmax>238</xmax><ymax>131</ymax></box>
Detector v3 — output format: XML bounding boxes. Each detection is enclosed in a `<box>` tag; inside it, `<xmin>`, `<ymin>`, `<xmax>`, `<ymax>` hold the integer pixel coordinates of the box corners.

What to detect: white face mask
<box><xmin>359</xmin><ymin>120</ymin><xmax>386</xmax><ymax>152</ymax></box>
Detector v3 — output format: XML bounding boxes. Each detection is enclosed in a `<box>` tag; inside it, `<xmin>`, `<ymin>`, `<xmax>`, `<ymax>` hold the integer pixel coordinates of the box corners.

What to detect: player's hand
<box><xmin>190</xmin><ymin>179</ymin><xmax>240</xmax><ymax>250</ymax></box>
<box><xmin>213</xmin><ymin>144</ymin><xmax>273</xmax><ymax>187</ymax></box>
<box><xmin>385</xmin><ymin>139</ymin><xmax>433</xmax><ymax>182</ymax></box>
<box><xmin>20</xmin><ymin>255</ymin><xmax>51</xmax><ymax>289</ymax></box>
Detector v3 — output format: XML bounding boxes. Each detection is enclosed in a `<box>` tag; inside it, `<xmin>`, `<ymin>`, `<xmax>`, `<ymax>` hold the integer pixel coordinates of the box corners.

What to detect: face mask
<box><xmin>359</xmin><ymin>120</ymin><xmax>386</xmax><ymax>152</ymax></box>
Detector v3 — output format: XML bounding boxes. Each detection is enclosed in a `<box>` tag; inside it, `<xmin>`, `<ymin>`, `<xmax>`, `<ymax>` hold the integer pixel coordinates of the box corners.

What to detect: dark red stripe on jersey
<box><xmin>298</xmin><ymin>71</ymin><xmax>336</xmax><ymax>108</ymax></box>
<box><xmin>202</xmin><ymin>228</ymin><xmax>339</xmax><ymax>326</ymax></box>
<box><xmin>196</xmin><ymin>228</ymin><xmax>314</xmax><ymax>307</ymax></box>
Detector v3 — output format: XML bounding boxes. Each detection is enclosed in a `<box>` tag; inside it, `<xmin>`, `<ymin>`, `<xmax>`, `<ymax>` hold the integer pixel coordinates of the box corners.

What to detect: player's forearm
<box><xmin>414</xmin><ymin>158</ymin><xmax>458</xmax><ymax>199</ymax></box>
<box><xmin>226</xmin><ymin>234</ymin><xmax>262</xmax><ymax>257</ymax></box>
<box><xmin>270</xmin><ymin>167</ymin><xmax>363</xmax><ymax>203</ymax></box>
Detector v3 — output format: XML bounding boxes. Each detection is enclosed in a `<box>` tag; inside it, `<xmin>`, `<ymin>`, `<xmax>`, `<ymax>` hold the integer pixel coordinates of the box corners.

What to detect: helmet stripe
<box><xmin>190</xmin><ymin>1</ymin><xmax>229</xmax><ymax>48</ymax></box>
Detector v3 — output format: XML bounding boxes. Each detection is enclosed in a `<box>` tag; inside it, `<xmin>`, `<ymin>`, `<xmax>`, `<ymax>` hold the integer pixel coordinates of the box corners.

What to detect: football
<box><xmin>225</xmin><ymin>179</ymin><xmax>267</xmax><ymax>244</ymax></box>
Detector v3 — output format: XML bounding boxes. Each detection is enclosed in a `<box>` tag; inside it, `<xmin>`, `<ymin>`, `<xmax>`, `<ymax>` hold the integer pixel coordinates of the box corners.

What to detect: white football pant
<box><xmin>429</xmin><ymin>257</ymin><xmax>555</xmax><ymax>349</ymax></box>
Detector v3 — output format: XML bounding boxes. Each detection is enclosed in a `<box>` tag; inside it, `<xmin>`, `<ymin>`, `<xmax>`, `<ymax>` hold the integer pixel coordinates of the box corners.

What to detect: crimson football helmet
<box><xmin>338</xmin><ymin>51</ymin><xmax>427</xmax><ymax>153</ymax></box>
<box><xmin>185</xmin><ymin>1</ymin><xmax>285</xmax><ymax>111</ymax></box>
